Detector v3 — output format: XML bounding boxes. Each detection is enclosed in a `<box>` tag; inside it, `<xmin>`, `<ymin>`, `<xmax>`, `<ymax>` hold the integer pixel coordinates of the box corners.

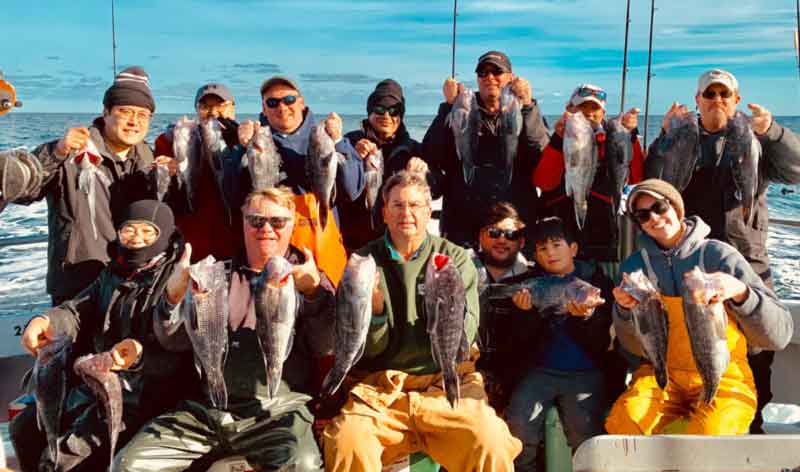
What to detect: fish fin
<box><xmin>321</xmin><ymin>367</ymin><xmax>345</xmax><ymax>396</ymax></box>
<box><xmin>712</xmin><ymin>309</ymin><xmax>728</xmax><ymax>340</ymax></box>
<box><xmin>20</xmin><ymin>367</ymin><xmax>33</xmax><ymax>393</ymax></box>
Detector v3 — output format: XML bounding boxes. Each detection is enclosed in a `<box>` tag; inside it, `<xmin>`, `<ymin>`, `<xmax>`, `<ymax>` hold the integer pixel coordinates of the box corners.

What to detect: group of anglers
<box><xmin>0</xmin><ymin>49</ymin><xmax>798</xmax><ymax>472</ymax></box>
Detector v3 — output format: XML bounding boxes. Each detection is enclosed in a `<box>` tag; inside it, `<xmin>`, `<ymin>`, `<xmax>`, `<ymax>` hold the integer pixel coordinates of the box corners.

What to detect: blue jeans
<box><xmin>505</xmin><ymin>368</ymin><xmax>606</xmax><ymax>472</ymax></box>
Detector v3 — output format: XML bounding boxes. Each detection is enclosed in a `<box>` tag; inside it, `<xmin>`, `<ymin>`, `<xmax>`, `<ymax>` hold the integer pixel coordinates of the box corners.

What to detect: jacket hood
<box><xmin>637</xmin><ymin>215</ymin><xmax>710</xmax><ymax>260</ymax></box>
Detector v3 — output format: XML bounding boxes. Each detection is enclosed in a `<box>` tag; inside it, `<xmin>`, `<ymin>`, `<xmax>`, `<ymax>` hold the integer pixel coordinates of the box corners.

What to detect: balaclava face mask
<box><xmin>116</xmin><ymin>200</ymin><xmax>175</xmax><ymax>269</ymax></box>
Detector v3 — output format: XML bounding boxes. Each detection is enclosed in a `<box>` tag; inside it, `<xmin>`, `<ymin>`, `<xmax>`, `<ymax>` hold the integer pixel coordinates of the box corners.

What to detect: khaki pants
<box><xmin>322</xmin><ymin>359</ymin><xmax>521</xmax><ymax>472</ymax></box>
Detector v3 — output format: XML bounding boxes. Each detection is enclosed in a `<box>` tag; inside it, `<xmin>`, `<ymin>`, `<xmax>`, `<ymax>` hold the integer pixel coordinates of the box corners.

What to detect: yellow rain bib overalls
<box><xmin>606</xmin><ymin>248</ymin><xmax>757</xmax><ymax>435</ymax></box>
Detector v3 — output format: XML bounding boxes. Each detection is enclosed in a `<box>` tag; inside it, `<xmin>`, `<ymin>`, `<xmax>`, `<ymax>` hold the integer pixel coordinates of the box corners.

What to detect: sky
<box><xmin>2</xmin><ymin>0</ymin><xmax>800</xmax><ymax>116</ymax></box>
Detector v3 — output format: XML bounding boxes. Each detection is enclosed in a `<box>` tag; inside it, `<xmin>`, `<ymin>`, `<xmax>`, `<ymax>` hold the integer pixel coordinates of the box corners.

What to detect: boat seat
<box><xmin>572</xmin><ymin>434</ymin><xmax>800</xmax><ymax>471</ymax></box>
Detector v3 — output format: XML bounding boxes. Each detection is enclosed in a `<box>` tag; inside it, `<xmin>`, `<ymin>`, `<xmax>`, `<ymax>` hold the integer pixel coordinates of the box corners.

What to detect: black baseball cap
<box><xmin>475</xmin><ymin>51</ymin><xmax>512</xmax><ymax>73</ymax></box>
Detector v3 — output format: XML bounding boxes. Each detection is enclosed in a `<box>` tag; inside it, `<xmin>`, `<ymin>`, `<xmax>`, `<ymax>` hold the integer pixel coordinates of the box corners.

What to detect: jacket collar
<box><xmin>637</xmin><ymin>215</ymin><xmax>710</xmax><ymax>260</ymax></box>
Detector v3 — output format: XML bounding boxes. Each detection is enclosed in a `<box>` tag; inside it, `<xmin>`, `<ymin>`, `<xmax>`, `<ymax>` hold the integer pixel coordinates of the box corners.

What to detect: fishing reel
<box><xmin>0</xmin><ymin>70</ymin><xmax>23</xmax><ymax>116</ymax></box>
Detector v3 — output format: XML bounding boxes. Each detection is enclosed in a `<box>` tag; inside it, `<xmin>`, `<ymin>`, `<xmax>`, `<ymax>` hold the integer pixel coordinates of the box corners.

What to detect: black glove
<box><xmin>217</xmin><ymin>117</ymin><xmax>240</xmax><ymax>148</ymax></box>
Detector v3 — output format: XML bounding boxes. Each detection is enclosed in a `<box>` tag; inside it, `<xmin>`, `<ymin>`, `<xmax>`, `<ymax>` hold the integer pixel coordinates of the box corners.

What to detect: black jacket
<box><xmin>340</xmin><ymin>121</ymin><xmax>443</xmax><ymax>252</ymax></box>
<box><xmin>45</xmin><ymin>234</ymin><xmax>198</xmax><ymax>420</ymax></box>
<box><xmin>12</xmin><ymin>118</ymin><xmax>156</xmax><ymax>299</ymax></box>
<box><xmin>422</xmin><ymin>97</ymin><xmax>549</xmax><ymax>248</ymax></box>
<box><xmin>647</xmin><ymin>119</ymin><xmax>800</xmax><ymax>284</ymax></box>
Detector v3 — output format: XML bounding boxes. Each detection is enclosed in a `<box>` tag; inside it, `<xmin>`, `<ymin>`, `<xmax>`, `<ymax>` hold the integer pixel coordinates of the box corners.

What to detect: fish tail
<box><xmin>207</xmin><ymin>372</ymin><xmax>228</xmax><ymax>409</ymax></box>
<box><xmin>319</xmin><ymin>202</ymin><xmax>328</xmax><ymax>231</ymax></box>
<box><xmin>321</xmin><ymin>366</ymin><xmax>346</xmax><ymax>396</ymax></box>
<box><xmin>443</xmin><ymin>365</ymin><xmax>460</xmax><ymax>409</ymax></box>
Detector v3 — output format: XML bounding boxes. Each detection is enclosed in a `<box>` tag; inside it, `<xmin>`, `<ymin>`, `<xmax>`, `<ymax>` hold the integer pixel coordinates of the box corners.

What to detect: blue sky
<box><xmin>2</xmin><ymin>0</ymin><xmax>799</xmax><ymax>115</ymax></box>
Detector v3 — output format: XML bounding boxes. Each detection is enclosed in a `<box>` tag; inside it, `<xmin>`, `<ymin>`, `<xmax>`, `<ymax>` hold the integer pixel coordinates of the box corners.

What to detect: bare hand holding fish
<box><xmin>21</xmin><ymin>315</ymin><xmax>60</xmax><ymax>355</ymax></box>
<box><xmin>747</xmin><ymin>103</ymin><xmax>772</xmax><ymax>136</ymax></box>
<box><xmin>238</xmin><ymin>119</ymin><xmax>259</xmax><ymax>146</ymax></box>
<box><xmin>510</xmin><ymin>76</ymin><xmax>533</xmax><ymax>106</ymax></box>
<box><xmin>291</xmin><ymin>247</ymin><xmax>322</xmax><ymax>296</ymax></box>
<box><xmin>165</xmin><ymin>243</ymin><xmax>193</xmax><ymax>305</ymax></box>
<box><xmin>660</xmin><ymin>102</ymin><xmax>691</xmax><ymax>133</ymax></box>
<box><xmin>685</xmin><ymin>271</ymin><xmax>749</xmax><ymax>306</ymax></box>
<box><xmin>443</xmin><ymin>78</ymin><xmax>464</xmax><ymax>104</ymax></box>
<box><xmin>54</xmin><ymin>127</ymin><xmax>90</xmax><ymax>158</ymax></box>
<box><xmin>325</xmin><ymin>112</ymin><xmax>343</xmax><ymax>142</ymax></box>
<box><xmin>110</xmin><ymin>338</ymin><xmax>143</xmax><ymax>371</ymax></box>
<box><xmin>354</xmin><ymin>138</ymin><xmax>379</xmax><ymax>159</ymax></box>
<box><xmin>406</xmin><ymin>157</ymin><xmax>428</xmax><ymax>174</ymax></box>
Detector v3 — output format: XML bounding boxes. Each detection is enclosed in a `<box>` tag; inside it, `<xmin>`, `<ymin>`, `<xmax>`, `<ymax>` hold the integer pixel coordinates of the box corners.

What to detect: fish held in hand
<box><xmin>425</xmin><ymin>253</ymin><xmax>470</xmax><ymax>408</ymax></box>
<box><xmin>486</xmin><ymin>274</ymin><xmax>603</xmax><ymax>317</ymax></box>
<box><xmin>446</xmin><ymin>88</ymin><xmax>480</xmax><ymax>185</ymax></box>
<box><xmin>172</xmin><ymin>117</ymin><xmax>202</xmax><ymax>209</ymax></box>
<box><xmin>364</xmin><ymin>150</ymin><xmax>383</xmax><ymax>229</ymax></box>
<box><xmin>73</xmin><ymin>351</ymin><xmax>125</xmax><ymax>472</ymax></box>
<box><xmin>74</xmin><ymin>140</ymin><xmax>111</xmax><ymax>240</ymax></box>
<box><xmin>322</xmin><ymin>253</ymin><xmax>377</xmax><ymax>396</ymax></box>
<box><xmin>727</xmin><ymin>111</ymin><xmax>761</xmax><ymax>226</ymax></box>
<box><xmin>245</xmin><ymin>125</ymin><xmax>282</xmax><ymax>190</ymax></box>
<box><xmin>682</xmin><ymin>266</ymin><xmax>730</xmax><ymax>404</ymax></box>
<box><xmin>184</xmin><ymin>255</ymin><xmax>229</xmax><ymax>409</ymax></box>
<box><xmin>654</xmin><ymin>112</ymin><xmax>700</xmax><ymax>191</ymax></box>
<box><xmin>605</xmin><ymin>116</ymin><xmax>634</xmax><ymax>210</ymax></box>
<box><xmin>306</xmin><ymin>122</ymin><xmax>339</xmax><ymax>231</ymax></box>
<box><xmin>251</xmin><ymin>256</ymin><xmax>299</xmax><ymax>398</ymax></box>
<box><xmin>25</xmin><ymin>336</ymin><xmax>72</xmax><ymax>466</ymax></box>
<box><xmin>564</xmin><ymin>112</ymin><xmax>597</xmax><ymax>229</ymax></box>
<box><xmin>620</xmin><ymin>270</ymin><xmax>670</xmax><ymax>389</ymax></box>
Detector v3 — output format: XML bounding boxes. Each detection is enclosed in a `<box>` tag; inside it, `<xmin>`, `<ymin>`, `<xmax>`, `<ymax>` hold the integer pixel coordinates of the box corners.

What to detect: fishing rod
<box><xmin>796</xmin><ymin>0</ymin><xmax>800</xmax><ymax>82</ymax></box>
<box><xmin>111</xmin><ymin>0</ymin><xmax>118</xmax><ymax>78</ymax></box>
<box><xmin>619</xmin><ymin>0</ymin><xmax>632</xmax><ymax>114</ymax></box>
<box><xmin>642</xmin><ymin>0</ymin><xmax>656</xmax><ymax>149</ymax></box>
<box><xmin>451</xmin><ymin>0</ymin><xmax>458</xmax><ymax>78</ymax></box>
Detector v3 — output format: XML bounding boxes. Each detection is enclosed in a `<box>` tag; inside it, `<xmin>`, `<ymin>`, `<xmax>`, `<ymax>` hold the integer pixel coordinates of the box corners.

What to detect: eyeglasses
<box><xmin>486</xmin><ymin>227</ymin><xmax>523</xmax><ymax>241</ymax></box>
<box><xmin>477</xmin><ymin>68</ymin><xmax>505</xmax><ymax>79</ymax></box>
<box><xmin>264</xmin><ymin>95</ymin><xmax>298</xmax><ymax>109</ymax></box>
<box><xmin>701</xmin><ymin>89</ymin><xmax>733</xmax><ymax>100</ymax></box>
<box><xmin>388</xmin><ymin>200</ymin><xmax>429</xmax><ymax>213</ymax></box>
<box><xmin>197</xmin><ymin>101</ymin><xmax>233</xmax><ymax>114</ymax></box>
<box><xmin>370</xmin><ymin>105</ymin><xmax>401</xmax><ymax>117</ymax></box>
<box><xmin>244</xmin><ymin>214</ymin><xmax>292</xmax><ymax>230</ymax></box>
<box><xmin>113</xmin><ymin>107</ymin><xmax>151</xmax><ymax>123</ymax></box>
<box><xmin>631</xmin><ymin>199</ymin><xmax>671</xmax><ymax>224</ymax></box>
<box><xmin>575</xmin><ymin>88</ymin><xmax>607</xmax><ymax>102</ymax></box>
<box><xmin>118</xmin><ymin>223</ymin><xmax>159</xmax><ymax>242</ymax></box>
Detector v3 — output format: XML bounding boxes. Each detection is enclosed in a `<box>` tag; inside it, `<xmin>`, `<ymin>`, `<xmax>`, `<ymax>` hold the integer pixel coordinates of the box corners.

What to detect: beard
<box><xmin>482</xmin><ymin>250</ymin><xmax>516</xmax><ymax>269</ymax></box>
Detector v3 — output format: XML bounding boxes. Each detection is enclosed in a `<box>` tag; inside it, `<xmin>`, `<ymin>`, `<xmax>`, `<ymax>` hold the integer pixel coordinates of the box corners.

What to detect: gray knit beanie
<box><xmin>626</xmin><ymin>178</ymin><xmax>685</xmax><ymax>220</ymax></box>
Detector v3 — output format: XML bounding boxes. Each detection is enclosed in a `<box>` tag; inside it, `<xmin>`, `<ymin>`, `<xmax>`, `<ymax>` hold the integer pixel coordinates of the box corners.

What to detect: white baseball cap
<box><xmin>569</xmin><ymin>84</ymin><xmax>607</xmax><ymax>110</ymax></box>
<box><xmin>697</xmin><ymin>69</ymin><xmax>738</xmax><ymax>94</ymax></box>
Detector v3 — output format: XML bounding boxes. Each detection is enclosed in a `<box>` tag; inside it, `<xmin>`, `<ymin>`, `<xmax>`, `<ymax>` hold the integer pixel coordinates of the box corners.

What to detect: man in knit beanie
<box><xmin>0</xmin><ymin>65</ymin><xmax>157</xmax><ymax>306</ymax></box>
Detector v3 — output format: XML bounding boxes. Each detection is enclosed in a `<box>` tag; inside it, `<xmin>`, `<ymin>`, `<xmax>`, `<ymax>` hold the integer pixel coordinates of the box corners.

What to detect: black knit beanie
<box><xmin>117</xmin><ymin>200</ymin><xmax>175</xmax><ymax>268</ymax></box>
<box><xmin>103</xmin><ymin>66</ymin><xmax>156</xmax><ymax>112</ymax></box>
<box><xmin>367</xmin><ymin>79</ymin><xmax>405</xmax><ymax>117</ymax></box>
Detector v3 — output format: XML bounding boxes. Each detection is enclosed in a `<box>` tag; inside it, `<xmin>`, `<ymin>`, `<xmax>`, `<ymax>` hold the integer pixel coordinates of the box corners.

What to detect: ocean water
<box><xmin>1</xmin><ymin>113</ymin><xmax>799</xmax><ymax>322</ymax></box>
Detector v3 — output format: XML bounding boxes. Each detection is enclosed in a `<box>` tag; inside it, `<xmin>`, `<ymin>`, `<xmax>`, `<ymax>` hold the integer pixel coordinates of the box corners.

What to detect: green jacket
<box><xmin>356</xmin><ymin>234</ymin><xmax>479</xmax><ymax>374</ymax></box>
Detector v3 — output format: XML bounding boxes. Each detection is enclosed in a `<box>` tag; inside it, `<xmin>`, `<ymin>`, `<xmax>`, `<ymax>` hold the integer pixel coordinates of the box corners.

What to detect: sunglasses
<box><xmin>371</xmin><ymin>105</ymin><xmax>401</xmax><ymax>117</ymax></box>
<box><xmin>576</xmin><ymin>88</ymin><xmax>607</xmax><ymax>102</ymax></box>
<box><xmin>244</xmin><ymin>214</ymin><xmax>292</xmax><ymax>230</ymax></box>
<box><xmin>264</xmin><ymin>95</ymin><xmax>298</xmax><ymax>109</ymax></box>
<box><xmin>486</xmin><ymin>227</ymin><xmax>523</xmax><ymax>241</ymax></box>
<box><xmin>477</xmin><ymin>68</ymin><xmax>505</xmax><ymax>79</ymax></box>
<box><xmin>631</xmin><ymin>199</ymin><xmax>671</xmax><ymax>224</ymax></box>
<box><xmin>701</xmin><ymin>89</ymin><xmax>733</xmax><ymax>100</ymax></box>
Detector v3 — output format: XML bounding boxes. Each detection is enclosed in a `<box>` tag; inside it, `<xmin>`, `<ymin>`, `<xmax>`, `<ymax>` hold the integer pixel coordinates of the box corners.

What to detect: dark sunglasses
<box><xmin>576</xmin><ymin>87</ymin><xmax>607</xmax><ymax>101</ymax></box>
<box><xmin>371</xmin><ymin>105</ymin><xmax>401</xmax><ymax>117</ymax></box>
<box><xmin>701</xmin><ymin>89</ymin><xmax>733</xmax><ymax>100</ymax></box>
<box><xmin>477</xmin><ymin>68</ymin><xmax>505</xmax><ymax>79</ymax></box>
<box><xmin>244</xmin><ymin>214</ymin><xmax>292</xmax><ymax>230</ymax></box>
<box><xmin>265</xmin><ymin>95</ymin><xmax>298</xmax><ymax>108</ymax></box>
<box><xmin>486</xmin><ymin>227</ymin><xmax>523</xmax><ymax>241</ymax></box>
<box><xmin>631</xmin><ymin>199</ymin><xmax>671</xmax><ymax>224</ymax></box>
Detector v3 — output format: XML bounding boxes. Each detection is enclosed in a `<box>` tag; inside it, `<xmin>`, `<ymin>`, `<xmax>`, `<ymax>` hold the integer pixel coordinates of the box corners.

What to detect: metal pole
<box><xmin>620</xmin><ymin>0</ymin><xmax>632</xmax><ymax>114</ymax></box>
<box><xmin>451</xmin><ymin>0</ymin><xmax>458</xmax><ymax>78</ymax></box>
<box><xmin>111</xmin><ymin>0</ymin><xmax>118</xmax><ymax>77</ymax></box>
<box><xmin>643</xmin><ymin>0</ymin><xmax>656</xmax><ymax>149</ymax></box>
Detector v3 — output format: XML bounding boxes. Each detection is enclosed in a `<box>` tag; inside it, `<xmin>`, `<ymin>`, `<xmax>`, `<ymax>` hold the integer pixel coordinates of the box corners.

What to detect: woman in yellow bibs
<box><xmin>605</xmin><ymin>179</ymin><xmax>792</xmax><ymax>435</ymax></box>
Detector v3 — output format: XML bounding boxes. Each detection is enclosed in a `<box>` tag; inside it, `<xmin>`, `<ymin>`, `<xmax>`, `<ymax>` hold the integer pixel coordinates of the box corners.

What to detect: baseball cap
<box><xmin>569</xmin><ymin>84</ymin><xmax>607</xmax><ymax>110</ymax></box>
<box><xmin>195</xmin><ymin>83</ymin><xmax>234</xmax><ymax>107</ymax></box>
<box><xmin>475</xmin><ymin>51</ymin><xmax>512</xmax><ymax>73</ymax></box>
<box><xmin>260</xmin><ymin>76</ymin><xmax>301</xmax><ymax>97</ymax></box>
<box><xmin>697</xmin><ymin>69</ymin><xmax>738</xmax><ymax>94</ymax></box>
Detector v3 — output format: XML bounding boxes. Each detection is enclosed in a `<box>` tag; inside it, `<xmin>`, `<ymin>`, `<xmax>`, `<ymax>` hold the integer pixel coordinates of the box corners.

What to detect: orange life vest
<box><xmin>290</xmin><ymin>193</ymin><xmax>347</xmax><ymax>287</ymax></box>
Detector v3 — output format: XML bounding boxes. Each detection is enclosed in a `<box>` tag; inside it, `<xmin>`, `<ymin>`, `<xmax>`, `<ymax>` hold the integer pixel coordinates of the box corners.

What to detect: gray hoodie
<box><xmin>614</xmin><ymin>216</ymin><xmax>792</xmax><ymax>358</ymax></box>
